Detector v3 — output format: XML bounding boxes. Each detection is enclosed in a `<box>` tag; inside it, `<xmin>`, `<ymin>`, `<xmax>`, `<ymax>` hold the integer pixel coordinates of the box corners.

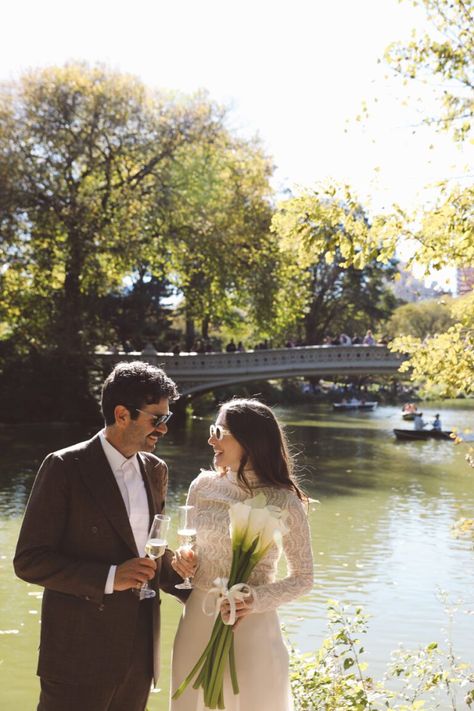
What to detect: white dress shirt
<box><xmin>99</xmin><ymin>431</ymin><xmax>150</xmax><ymax>593</ymax></box>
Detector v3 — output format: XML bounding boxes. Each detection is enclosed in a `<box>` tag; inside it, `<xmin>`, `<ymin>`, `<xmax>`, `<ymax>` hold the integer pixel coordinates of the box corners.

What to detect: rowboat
<box><xmin>402</xmin><ymin>412</ymin><xmax>416</xmax><ymax>421</ymax></box>
<box><xmin>333</xmin><ymin>401</ymin><xmax>378</xmax><ymax>411</ymax></box>
<box><xmin>393</xmin><ymin>429</ymin><xmax>453</xmax><ymax>441</ymax></box>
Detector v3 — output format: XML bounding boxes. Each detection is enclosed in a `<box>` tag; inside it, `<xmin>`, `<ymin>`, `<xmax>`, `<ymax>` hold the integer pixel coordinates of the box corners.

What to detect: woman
<box><xmin>170</xmin><ymin>398</ymin><xmax>314</xmax><ymax>710</ymax></box>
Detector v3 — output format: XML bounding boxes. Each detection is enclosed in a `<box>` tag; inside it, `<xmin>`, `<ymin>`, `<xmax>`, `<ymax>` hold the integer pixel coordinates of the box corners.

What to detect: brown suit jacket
<box><xmin>14</xmin><ymin>433</ymin><xmax>184</xmax><ymax>685</ymax></box>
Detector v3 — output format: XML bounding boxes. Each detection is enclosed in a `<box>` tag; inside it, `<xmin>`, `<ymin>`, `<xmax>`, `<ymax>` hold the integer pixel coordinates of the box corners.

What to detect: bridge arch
<box><xmin>96</xmin><ymin>345</ymin><xmax>406</xmax><ymax>397</ymax></box>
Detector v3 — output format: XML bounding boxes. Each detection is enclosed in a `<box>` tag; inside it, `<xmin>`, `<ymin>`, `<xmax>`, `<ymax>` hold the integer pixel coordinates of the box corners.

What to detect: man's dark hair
<box><xmin>101</xmin><ymin>361</ymin><xmax>179</xmax><ymax>426</ymax></box>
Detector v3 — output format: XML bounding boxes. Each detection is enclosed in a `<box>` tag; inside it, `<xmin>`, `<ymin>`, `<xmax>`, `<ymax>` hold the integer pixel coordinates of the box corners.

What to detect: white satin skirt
<box><xmin>170</xmin><ymin>588</ymin><xmax>293</xmax><ymax>711</ymax></box>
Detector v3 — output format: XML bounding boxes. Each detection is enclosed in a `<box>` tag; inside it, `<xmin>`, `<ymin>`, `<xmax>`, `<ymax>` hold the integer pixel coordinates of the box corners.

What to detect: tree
<box><xmin>147</xmin><ymin>130</ymin><xmax>277</xmax><ymax>349</ymax></box>
<box><xmin>384</xmin><ymin>0</ymin><xmax>474</xmax><ymax>142</ymax></box>
<box><xmin>0</xmin><ymin>63</ymin><xmax>221</xmax><ymax>359</ymax></box>
<box><xmin>270</xmin><ymin>185</ymin><xmax>399</xmax><ymax>344</ymax></box>
<box><xmin>386</xmin><ymin>297</ymin><xmax>455</xmax><ymax>340</ymax></box>
<box><xmin>392</xmin><ymin>291</ymin><xmax>474</xmax><ymax>396</ymax></box>
<box><xmin>379</xmin><ymin>0</ymin><xmax>474</xmax><ymax>396</ymax></box>
<box><xmin>99</xmin><ymin>269</ymin><xmax>176</xmax><ymax>352</ymax></box>
<box><xmin>0</xmin><ymin>63</ymin><xmax>225</xmax><ymax>419</ymax></box>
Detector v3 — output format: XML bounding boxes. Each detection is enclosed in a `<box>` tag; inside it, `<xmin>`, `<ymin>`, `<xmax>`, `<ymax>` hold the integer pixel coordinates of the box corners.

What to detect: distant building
<box><xmin>456</xmin><ymin>267</ymin><xmax>474</xmax><ymax>296</ymax></box>
<box><xmin>390</xmin><ymin>265</ymin><xmax>446</xmax><ymax>302</ymax></box>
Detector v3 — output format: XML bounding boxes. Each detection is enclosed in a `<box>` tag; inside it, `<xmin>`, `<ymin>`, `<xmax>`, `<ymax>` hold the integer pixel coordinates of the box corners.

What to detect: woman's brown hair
<box><xmin>220</xmin><ymin>398</ymin><xmax>306</xmax><ymax>501</ymax></box>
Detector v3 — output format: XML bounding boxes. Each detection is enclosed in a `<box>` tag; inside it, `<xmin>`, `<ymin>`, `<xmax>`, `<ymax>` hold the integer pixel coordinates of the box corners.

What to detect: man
<box><xmin>432</xmin><ymin>414</ymin><xmax>442</xmax><ymax>431</ymax></box>
<box><xmin>414</xmin><ymin>412</ymin><xmax>426</xmax><ymax>431</ymax></box>
<box><xmin>14</xmin><ymin>361</ymin><xmax>185</xmax><ymax>711</ymax></box>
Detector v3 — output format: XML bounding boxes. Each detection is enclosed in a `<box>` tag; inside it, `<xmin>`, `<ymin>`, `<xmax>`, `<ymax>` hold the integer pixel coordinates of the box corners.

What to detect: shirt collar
<box><xmin>99</xmin><ymin>429</ymin><xmax>139</xmax><ymax>474</ymax></box>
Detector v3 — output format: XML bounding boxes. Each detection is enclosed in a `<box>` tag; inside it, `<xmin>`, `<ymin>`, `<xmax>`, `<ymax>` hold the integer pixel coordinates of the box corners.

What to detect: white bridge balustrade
<box><xmin>96</xmin><ymin>345</ymin><xmax>407</xmax><ymax>397</ymax></box>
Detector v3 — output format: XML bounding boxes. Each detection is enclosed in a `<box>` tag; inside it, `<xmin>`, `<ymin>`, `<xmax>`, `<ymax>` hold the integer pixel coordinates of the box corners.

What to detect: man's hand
<box><xmin>113</xmin><ymin>557</ymin><xmax>157</xmax><ymax>591</ymax></box>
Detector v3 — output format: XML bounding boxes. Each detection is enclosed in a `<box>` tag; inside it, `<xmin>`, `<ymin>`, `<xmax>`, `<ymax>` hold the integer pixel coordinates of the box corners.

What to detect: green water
<box><xmin>1</xmin><ymin>402</ymin><xmax>474</xmax><ymax>710</ymax></box>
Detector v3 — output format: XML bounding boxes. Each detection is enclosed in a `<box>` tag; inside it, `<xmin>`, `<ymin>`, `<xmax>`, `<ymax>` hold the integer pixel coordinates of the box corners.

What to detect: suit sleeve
<box><xmin>14</xmin><ymin>453</ymin><xmax>109</xmax><ymax>603</ymax></box>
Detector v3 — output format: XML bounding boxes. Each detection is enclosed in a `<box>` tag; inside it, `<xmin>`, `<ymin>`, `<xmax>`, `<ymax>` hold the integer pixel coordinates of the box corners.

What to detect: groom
<box><xmin>14</xmin><ymin>361</ymin><xmax>186</xmax><ymax>711</ymax></box>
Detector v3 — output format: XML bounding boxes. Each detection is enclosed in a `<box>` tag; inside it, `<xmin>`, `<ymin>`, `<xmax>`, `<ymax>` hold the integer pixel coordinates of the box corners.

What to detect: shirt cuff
<box><xmin>105</xmin><ymin>565</ymin><xmax>116</xmax><ymax>594</ymax></box>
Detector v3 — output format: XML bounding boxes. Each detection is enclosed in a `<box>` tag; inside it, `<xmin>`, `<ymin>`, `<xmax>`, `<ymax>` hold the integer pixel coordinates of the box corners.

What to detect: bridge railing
<box><xmin>95</xmin><ymin>345</ymin><xmax>405</xmax><ymax>384</ymax></box>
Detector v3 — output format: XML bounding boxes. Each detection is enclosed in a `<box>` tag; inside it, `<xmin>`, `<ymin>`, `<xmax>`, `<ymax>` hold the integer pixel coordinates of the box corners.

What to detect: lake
<box><xmin>1</xmin><ymin>401</ymin><xmax>473</xmax><ymax>710</ymax></box>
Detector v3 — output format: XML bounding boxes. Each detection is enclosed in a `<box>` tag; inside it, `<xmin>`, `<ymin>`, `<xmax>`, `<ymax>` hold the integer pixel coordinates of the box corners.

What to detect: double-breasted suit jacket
<box><xmin>14</xmin><ymin>433</ymin><xmax>183</xmax><ymax>685</ymax></box>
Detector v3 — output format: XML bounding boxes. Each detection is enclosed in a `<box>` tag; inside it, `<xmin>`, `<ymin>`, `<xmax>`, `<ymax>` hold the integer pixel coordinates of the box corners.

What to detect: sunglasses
<box><xmin>209</xmin><ymin>424</ymin><xmax>231</xmax><ymax>440</ymax></box>
<box><xmin>134</xmin><ymin>408</ymin><xmax>173</xmax><ymax>427</ymax></box>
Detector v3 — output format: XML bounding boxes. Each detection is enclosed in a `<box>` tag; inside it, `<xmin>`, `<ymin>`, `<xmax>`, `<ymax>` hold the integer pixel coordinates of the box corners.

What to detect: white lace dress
<box><xmin>170</xmin><ymin>469</ymin><xmax>314</xmax><ymax>711</ymax></box>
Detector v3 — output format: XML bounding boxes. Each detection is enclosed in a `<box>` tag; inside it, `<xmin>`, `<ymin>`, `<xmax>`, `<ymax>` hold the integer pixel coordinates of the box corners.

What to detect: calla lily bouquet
<box><xmin>172</xmin><ymin>492</ymin><xmax>288</xmax><ymax>709</ymax></box>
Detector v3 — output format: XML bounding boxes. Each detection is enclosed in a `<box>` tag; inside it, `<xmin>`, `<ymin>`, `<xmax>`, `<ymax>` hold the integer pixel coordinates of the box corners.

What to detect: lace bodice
<box><xmin>187</xmin><ymin>469</ymin><xmax>314</xmax><ymax>614</ymax></box>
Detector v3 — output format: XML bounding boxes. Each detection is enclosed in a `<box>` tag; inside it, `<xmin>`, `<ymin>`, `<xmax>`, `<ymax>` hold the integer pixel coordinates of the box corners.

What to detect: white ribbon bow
<box><xmin>202</xmin><ymin>577</ymin><xmax>251</xmax><ymax>626</ymax></box>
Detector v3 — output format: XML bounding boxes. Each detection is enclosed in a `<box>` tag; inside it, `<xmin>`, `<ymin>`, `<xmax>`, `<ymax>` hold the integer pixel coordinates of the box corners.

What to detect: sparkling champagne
<box><xmin>177</xmin><ymin>528</ymin><xmax>197</xmax><ymax>548</ymax></box>
<box><xmin>145</xmin><ymin>537</ymin><xmax>167</xmax><ymax>559</ymax></box>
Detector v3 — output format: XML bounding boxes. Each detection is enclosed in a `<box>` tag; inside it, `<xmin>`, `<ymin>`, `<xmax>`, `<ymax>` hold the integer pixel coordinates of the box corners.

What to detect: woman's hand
<box><xmin>220</xmin><ymin>592</ymin><xmax>254</xmax><ymax>629</ymax></box>
<box><xmin>171</xmin><ymin>546</ymin><xmax>197</xmax><ymax>580</ymax></box>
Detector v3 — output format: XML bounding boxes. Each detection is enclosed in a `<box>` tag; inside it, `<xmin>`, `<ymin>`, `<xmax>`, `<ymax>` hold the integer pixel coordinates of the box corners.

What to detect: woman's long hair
<box><xmin>220</xmin><ymin>398</ymin><xmax>306</xmax><ymax>501</ymax></box>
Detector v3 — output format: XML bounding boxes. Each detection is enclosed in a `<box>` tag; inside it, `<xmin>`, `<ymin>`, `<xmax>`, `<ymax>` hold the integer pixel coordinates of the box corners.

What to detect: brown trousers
<box><xmin>38</xmin><ymin>600</ymin><xmax>154</xmax><ymax>711</ymax></box>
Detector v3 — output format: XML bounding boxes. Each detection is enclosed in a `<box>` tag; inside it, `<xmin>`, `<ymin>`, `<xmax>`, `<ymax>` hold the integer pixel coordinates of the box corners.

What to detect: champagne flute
<box><xmin>175</xmin><ymin>505</ymin><xmax>197</xmax><ymax>590</ymax></box>
<box><xmin>140</xmin><ymin>513</ymin><xmax>170</xmax><ymax>600</ymax></box>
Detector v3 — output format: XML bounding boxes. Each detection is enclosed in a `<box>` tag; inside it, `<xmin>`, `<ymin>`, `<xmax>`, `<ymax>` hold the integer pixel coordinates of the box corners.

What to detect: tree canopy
<box><xmin>0</xmin><ymin>64</ymin><xmax>228</xmax><ymax>356</ymax></box>
<box><xmin>385</xmin><ymin>0</ymin><xmax>474</xmax><ymax>142</ymax></box>
<box><xmin>0</xmin><ymin>63</ymin><xmax>280</xmax><ymax>419</ymax></box>
<box><xmin>270</xmin><ymin>186</ymin><xmax>399</xmax><ymax>344</ymax></box>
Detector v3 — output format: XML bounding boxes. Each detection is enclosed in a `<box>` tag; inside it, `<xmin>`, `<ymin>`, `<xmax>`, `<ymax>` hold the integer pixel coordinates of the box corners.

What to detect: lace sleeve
<box><xmin>249</xmin><ymin>494</ymin><xmax>314</xmax><ymax>614</ymax></box>
<box><xmin>185</xmin><ymin>474</ymin><xmax>202</xmax><ymax>507</ymax></box>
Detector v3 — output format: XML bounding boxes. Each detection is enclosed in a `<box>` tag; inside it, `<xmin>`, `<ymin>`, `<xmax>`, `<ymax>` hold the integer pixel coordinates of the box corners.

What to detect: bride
<box><xmin>170</xmin><ymin>398</ymin><xmax>314</xmax><ymax>710</ymax></box>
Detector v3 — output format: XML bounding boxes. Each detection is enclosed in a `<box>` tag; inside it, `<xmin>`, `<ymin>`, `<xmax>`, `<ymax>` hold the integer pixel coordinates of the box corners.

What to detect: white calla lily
<box><xmin>255</xmin><ymin>515</ymin><xmax>282</xmax><ymax>558</ymax></box>
<box><xmin>242</xmin><ymin>506</ymin><xmax>271</xmax><ymax>552</ymax></box>
<box><xmin>229</xmin><ymin>501</ymin><xmax>251</xmax><ymax>548</ymax></box>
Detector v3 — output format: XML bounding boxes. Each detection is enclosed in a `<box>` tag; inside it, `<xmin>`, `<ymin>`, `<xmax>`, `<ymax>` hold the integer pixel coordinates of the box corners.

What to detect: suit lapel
<box><xmin>138</xmin><ymin>453</ymin><xmax>167</xmax><ymax>586</ymax></box>
<box><xmin>137</xmin><ymin>455</ymin><xmax>154</xmax><ymax>530</ymax></box>
<box><xmin>78</xmin><ymin>435</ymin><xmax>139</xmax><ymax>556</ymax></box>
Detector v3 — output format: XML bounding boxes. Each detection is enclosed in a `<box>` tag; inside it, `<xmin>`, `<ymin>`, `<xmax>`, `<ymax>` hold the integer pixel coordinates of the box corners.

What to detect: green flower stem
<box><xmin>172</xmin><ymin>643</ymin><xmax>209</xmax><ymax>700</ymax></box>
<box><xmin>237</xmin><ymin>555</ymin><xmax>258</xmax><ymax>584</ymax></box>
<box><xmin>205</xmin><ymin>626</ymin><xmax>230</xmax><ymax>706</ymax></box>
<box><xmin>207</xmin><ymin>626</ymin><xmax>233</xmax><ymax>706</ymax></box>
<box><xmin>228</xmin><ymin>546</ymin><xmax>242</xmax><ymax>582</ymax></box>
<box><xmin>229</xmin><ymin>633</ymin><xmax>239</xmax><ymax>695</ymax></box>
<box><xmin>173</xmin><ymin>617</ymin><xmax>224</xmax><ymax>699</ymax></box>
<box><xmin>208</xmin><ymin>628</ymin><xmax>233</xmax><ymax>708</ymax></box>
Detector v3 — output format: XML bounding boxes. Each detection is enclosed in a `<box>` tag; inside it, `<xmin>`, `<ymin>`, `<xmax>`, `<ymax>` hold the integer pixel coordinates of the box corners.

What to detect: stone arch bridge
<box><xmin>96</xmin><ymin>345</ymin><xmax>406</xmax><ymax>398</ymax></box>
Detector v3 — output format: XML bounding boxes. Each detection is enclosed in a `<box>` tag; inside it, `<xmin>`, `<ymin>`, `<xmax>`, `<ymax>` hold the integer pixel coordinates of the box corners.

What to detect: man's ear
<box><xmin>114</xmin><ymin>405</ymin><xmax>131</xmax><ymax>429</ymax></box>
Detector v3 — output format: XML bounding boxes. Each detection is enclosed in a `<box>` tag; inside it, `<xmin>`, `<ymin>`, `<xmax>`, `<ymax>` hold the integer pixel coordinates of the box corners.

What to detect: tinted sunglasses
<box><xmin>135</xmin><ymin>408</ymin><xmax>173</xmax><ymax>427</ymax></box>
<box><xmin>209</xmin><ymin>424</ymin><xmax>231</xmax><ymax>440</ymax></box>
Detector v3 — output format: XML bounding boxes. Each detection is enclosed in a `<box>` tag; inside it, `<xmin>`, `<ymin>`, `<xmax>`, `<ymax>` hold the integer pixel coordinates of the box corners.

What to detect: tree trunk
<box><xmin>201</xmin><ymin>315</ymin><xmax>210</xmax><ymax>340</ymax></box>
<box><xmin>185</xmin><ymin>317</ymin><xmax>195</xmax><ymax>351</ymax></box>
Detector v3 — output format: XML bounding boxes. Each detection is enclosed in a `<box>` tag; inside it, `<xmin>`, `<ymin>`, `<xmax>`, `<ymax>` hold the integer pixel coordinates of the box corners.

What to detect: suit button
<box><xmin>91</xmin><ymin>526</ymin><xmax>98</xmax><ymax>534</ymax></box>
<box><xmin>98</xmin><ymin>605</ymin><xmax>104</xmax><ymax>612</ymax></box>
<box><xmin>85</xmin><ymin>596</ymin><xmax>90</xmax><ymax>601</ymax></box>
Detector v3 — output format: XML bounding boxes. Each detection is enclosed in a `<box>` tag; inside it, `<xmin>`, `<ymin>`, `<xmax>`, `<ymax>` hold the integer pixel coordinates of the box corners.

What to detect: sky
<box><xmin>1</xmin><ymin>0</ymin><xmax>472</xmax><ymax>289</ymax></box>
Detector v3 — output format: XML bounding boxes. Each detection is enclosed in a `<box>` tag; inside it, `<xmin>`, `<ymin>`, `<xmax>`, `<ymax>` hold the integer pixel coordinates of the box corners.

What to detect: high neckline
<box><xmin>226</xmin><ymin>468</ymin><xmax>262</xmax><ymax>487</ymax></box>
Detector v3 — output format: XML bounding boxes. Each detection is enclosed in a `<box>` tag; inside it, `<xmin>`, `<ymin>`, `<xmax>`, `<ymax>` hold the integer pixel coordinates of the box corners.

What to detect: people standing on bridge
<box><xmin>170</xmin><ymin>398</ymin><xmax>314</xmax><ymax>711</ymax></box>
<box><xmin>14</xmin><ymin>361</ymin><xmax>187</xmax><ymax>711</ymax></box>
<box><xmin>226</xmin><ymin>339</ymin><xmax>237</xmax><ymax>352</ymax></box>
<box><xmin>363</xmin><ymin>329</ymin><xmax>376</xmax><ymax>345</ymax></box>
